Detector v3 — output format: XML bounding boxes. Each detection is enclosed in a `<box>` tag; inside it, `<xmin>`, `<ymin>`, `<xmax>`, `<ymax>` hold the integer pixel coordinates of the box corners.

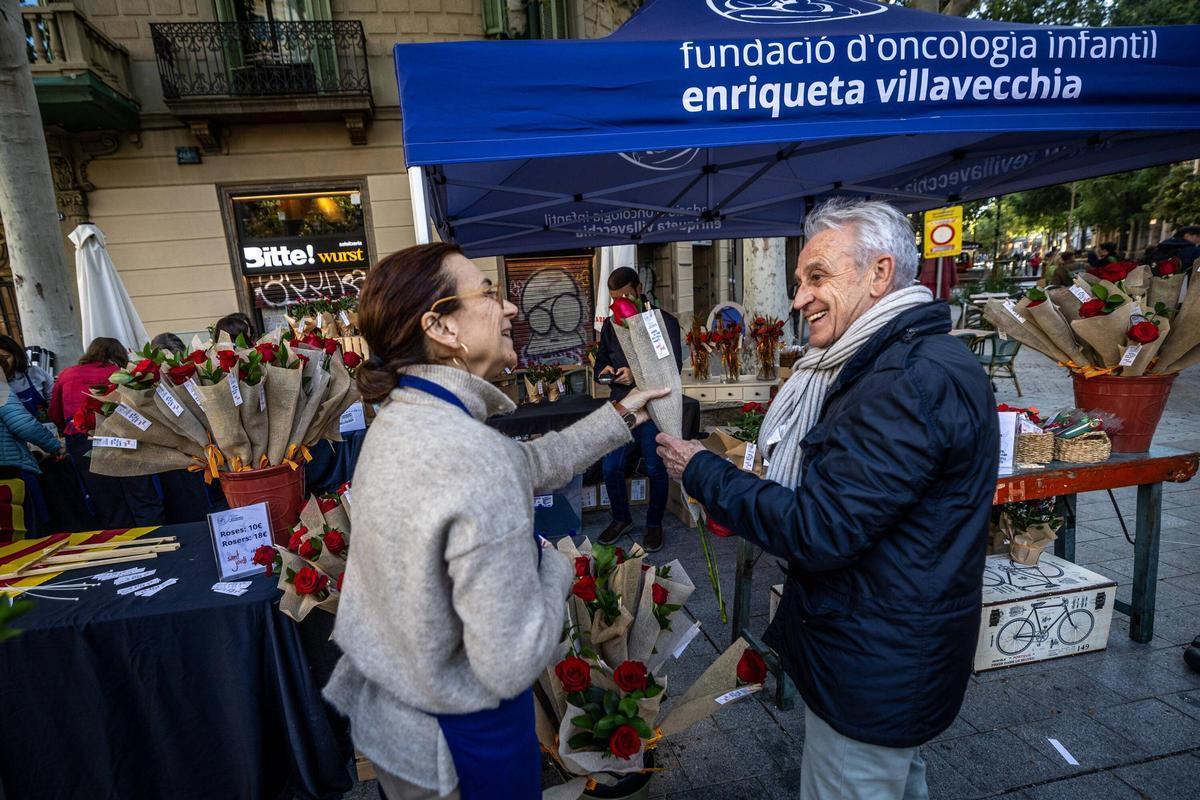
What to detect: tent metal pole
<box><xmin>408</xmin><ymin>168</ymin><xmax>433</xmax><ymax>245</ymax></box>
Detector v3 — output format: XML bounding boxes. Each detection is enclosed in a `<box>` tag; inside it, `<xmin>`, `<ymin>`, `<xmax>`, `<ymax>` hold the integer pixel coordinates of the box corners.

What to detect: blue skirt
<box><xmin>436</xmin><ymin>688</ymin><xmax>541</xmax><ymax>799</ymax></box>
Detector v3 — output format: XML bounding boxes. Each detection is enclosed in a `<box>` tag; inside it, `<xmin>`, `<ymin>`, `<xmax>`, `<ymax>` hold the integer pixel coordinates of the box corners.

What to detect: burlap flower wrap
<box><xmin>194</xmin><ymin>376</ymin><xmax>253</xmax><ymax>469</ymax></box>
<box><xmin>264</xmin><ymin>364</ymin><xmax>303</xmax><ymax>466</ymax></box>
<box><xmin>610</xmin><ymin>309</ymin><xmax>683</xmax><ymax>438</ymax></box>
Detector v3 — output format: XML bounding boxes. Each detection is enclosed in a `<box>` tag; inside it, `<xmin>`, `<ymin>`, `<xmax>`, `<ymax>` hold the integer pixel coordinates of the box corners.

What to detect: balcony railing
<box><xmin>23</xmin><ymin>2</ymin><xmax>136</xmax><ymax>101</ymax></box>
<box><xmin>150</xmin><ymin>21</ymin><xmax>370</xmax><ymax>100</ymax></box>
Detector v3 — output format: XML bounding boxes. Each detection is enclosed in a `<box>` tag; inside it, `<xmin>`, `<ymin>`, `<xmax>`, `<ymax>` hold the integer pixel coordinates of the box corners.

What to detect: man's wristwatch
<box><xmin>613</xmin><ymin>401</ymin><xmax>637</xmax><ymax>430</ymax></box>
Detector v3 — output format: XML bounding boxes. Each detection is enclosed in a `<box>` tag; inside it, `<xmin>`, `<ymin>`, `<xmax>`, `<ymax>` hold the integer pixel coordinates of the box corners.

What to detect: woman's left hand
<box><xmin>616</xmin><ymin>387</ymin><xmax>670</xmax><ymax>427</ymax></box>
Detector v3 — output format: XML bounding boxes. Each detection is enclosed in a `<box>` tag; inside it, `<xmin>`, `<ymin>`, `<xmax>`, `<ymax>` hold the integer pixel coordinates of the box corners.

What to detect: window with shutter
<box><xmin>481</xmin><ymin>0</ymin><xmax>507</xmax><ymax>36</ymax></box>
<box><xmin>504</xmin><ymin>254</ymin><xmax>594</xmax><ymax>368</ymax></box>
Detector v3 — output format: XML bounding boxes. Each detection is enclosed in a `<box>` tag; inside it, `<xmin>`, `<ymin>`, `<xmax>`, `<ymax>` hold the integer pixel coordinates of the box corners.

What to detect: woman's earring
<box><xmin>451</xmin><ymin>340</ymin><xmax>471</xmax><ymax>370</ymax></box>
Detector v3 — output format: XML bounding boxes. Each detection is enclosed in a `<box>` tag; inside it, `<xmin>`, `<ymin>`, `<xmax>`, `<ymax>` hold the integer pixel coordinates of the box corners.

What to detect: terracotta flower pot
<box><xmin>1071</xmin><ymin>372</ymin><xmax>1177</xmax><ymax>453</ymax></box>
<box><xmin>220</xmin><ymin>463</ymin><xmax>307</xmax><ymax>546</ymax></box>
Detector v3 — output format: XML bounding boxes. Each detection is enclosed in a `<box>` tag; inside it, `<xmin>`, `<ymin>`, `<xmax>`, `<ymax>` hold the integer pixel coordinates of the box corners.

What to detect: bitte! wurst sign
<box><xmin>240</xmin><ymin>236</ymin><xmax>368</xmax><ymax>274</ymax></box>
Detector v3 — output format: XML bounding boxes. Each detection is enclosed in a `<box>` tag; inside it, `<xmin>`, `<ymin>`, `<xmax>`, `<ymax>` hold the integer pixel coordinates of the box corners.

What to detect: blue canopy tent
<box><xmin>394</xmin><ymin>0</ymin><xmax>1200</xmax><ymax>256</ymax></box>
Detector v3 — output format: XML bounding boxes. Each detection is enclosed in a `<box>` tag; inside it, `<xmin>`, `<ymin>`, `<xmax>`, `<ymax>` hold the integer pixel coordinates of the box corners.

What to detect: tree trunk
<box><xmin>0</xmin><ymin>2</ymin><xmax>82</xmax><ymax>363</ymax></box>
<box><xmin>740</xmin><ymin>238</ymin><xmax>791</xmax><ymax>342</ymax></box>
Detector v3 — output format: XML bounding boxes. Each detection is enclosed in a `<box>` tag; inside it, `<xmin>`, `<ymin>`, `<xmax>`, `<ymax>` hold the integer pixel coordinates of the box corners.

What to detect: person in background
<box><xmin>213</xmin><ymin>313</ymin><xmax>255</xmax><ymax>344</ymax></box>
<box><xmin>593</xmin><ymin>266</ymin><xmax>682</xmax><ymax>553</ymax></box>
<box><xmin>1150</xmin><ymin>225</ymin><xmax>1200</xmax><ymax>273</ymax></box>
<box><xmin>1087</xmin><ymin>242</ymin><xmax>1120</xmax><ymax>268</ymax></box>
<box><xmin>326</xmin><ymin>243</ymin><xmax>665</xmax><ymax>799</ymax></box>
<box><xmin>151</xmin><ymin>332</ymin><xmax>186</xmax><ymax>356</ymax></box>
<box><xmin>0</xmin><ymin>373</ymin><xmax>65</xmax><ymax>536</ymax></box>
<box><xmin>49</xmin><ymin>337</ymin><xmax>165</xmax><ymax>529</ymax></box>
<box><xmin>1048</xmin><ymin>251</ymin><xmax>1076</xmax><ymax>287</ymax></box>
<box><xmin>0</xmin><ymin>335</ymin><xmax>54</xmax><ymax>421</ymax></box>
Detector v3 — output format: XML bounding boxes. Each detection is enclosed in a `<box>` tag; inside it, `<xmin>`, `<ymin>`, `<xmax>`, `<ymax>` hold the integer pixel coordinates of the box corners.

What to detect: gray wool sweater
<box><xmin>325</xmin><ymin>364</ymin><xmax>631</xmax><ymax>795</ymax></box>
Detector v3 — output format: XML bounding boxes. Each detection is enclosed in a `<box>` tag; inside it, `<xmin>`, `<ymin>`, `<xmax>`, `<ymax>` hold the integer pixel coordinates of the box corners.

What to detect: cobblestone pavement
<box><xmin>349</xmin><ymin>348</ymin><xmax>1200</xmax><ymax>799</ymax></box>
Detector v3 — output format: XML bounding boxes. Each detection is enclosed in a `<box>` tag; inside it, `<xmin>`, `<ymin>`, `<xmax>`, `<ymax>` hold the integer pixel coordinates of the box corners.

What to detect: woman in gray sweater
<box><xmin>326</xmin><ymin>243</ymin><xmax>665</xmax><ymax>799</ymax></box>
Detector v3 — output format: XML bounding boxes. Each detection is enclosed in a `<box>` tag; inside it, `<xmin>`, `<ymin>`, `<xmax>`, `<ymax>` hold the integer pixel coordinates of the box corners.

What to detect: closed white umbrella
<box><xmin>70</xmin><ymin>223</ymin><xmax>148</xmax><ymax>352</ymax></box>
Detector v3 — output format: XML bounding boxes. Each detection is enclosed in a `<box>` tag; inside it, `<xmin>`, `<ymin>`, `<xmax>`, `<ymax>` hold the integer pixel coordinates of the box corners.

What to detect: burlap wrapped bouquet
<box><xmin>535</xmin><ymin>539</ymin><xmax>763</xmax><ymax>792</ymax></box>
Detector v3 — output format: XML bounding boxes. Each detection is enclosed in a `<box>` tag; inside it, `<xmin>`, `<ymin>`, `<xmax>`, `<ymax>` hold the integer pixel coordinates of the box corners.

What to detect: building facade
<box><xmin>11</xmin><ymin>0</ymin><xmax>719</xmax><ymax>346</ymax></box>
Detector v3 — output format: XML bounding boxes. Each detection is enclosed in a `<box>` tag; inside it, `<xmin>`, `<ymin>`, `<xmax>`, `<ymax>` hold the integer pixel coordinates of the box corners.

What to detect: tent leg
<box><xmin>409</xmin><ymin>168</ymin><xmax>433</xmax><ymax>245</ymax></box>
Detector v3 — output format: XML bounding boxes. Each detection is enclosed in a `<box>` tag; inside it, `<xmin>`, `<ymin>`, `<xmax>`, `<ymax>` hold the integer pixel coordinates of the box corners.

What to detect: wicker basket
<box><xmin>1015</xmin><ymin>432</ymin><xmax>1054</xmax><ymax>464</ymax></box>
<box><xmin>1054</xmin><ymin>431</ymin><xmax>1112</xmax><ymax>463</ymax></box>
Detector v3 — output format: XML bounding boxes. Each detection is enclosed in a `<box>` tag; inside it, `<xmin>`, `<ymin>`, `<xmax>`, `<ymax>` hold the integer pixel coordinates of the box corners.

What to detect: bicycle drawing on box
<box><xmin>996</xmin><ymin>597</ymin><xmax>1096</xmax><ymax>656</ymax></box>
<box><xmin>983</xmin><ymin>558</ymin><xmax>1065</xmax><ymax>592</ymax></box>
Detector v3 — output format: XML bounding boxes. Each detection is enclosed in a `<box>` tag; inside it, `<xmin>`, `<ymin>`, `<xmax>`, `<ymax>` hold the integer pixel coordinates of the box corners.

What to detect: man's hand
<box><xmin>656</xmin><ymin>433</ymin><xmax>707</xmax><ymax>480</ymax></box>
<box><xmin>613</xmin><ymin>367</ymin><xmax>634</xmax><ymax>386</ymax></box>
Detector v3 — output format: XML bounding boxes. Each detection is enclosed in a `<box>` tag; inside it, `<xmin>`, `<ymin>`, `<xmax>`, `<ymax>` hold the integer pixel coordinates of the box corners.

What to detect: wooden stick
<box><xmin>60</xmin><ymin>536</ymin><xmax>177</xmax><ymax>552</ymax></box>
<box><xmin>40</xmin><ymin>543</ymin><xmax>179</xmax><ymax>565</ymax></box>
<box><xmin>0</xmin><ymin>552</ymin><xmax>158</xmax><ymax>581</ymax></box>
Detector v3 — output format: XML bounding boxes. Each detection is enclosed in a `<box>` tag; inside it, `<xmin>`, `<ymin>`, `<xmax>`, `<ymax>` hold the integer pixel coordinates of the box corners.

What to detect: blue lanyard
<box><xmin>396</xmin><ymin>375</ymin><xmax>472</xmax><ymax>417</ymax></box>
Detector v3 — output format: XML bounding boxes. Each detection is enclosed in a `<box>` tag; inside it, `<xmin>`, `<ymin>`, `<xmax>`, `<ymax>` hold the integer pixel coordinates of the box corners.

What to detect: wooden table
<box><xmin>730</xmin><ymin>446</ymin><xmax>1199</xmax><ymax>708</ymax></box>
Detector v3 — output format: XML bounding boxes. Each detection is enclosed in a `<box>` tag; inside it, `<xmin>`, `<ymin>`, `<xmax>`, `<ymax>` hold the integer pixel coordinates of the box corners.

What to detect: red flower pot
<box><xmin>219</xmin><ymin>464</ymin><xmax>307</xmax><ymax>546</ymax></box>
<box><xmin>1071</xmin><ymin>372</ymin><xmax>1177</xmax><ymax>453</ymax></box>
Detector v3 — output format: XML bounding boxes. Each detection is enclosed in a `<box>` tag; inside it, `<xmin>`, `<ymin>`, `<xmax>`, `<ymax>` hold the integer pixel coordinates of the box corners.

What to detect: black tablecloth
<box><xmin>488</xmin><ymin>394</ymin><xmax>701</xmax><ymax>439</ymax></box>
<box><xmin>0</xmin><ymin>523</ymin><xmax>353</xmax><ymax>800</ymax></box>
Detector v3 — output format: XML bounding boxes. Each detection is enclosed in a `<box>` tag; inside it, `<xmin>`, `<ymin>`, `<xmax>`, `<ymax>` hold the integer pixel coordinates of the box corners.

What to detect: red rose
<box><xmin>336</xmin><ymin>572</ymin><xmax>344</xmax><ymax>592</ymax></box>
<box><xmin>295</xmin><ymin>353</ymin><xmax>309</xmax><ymax>366</ymax></box>
<box><xmin>614</xmin><ymin>547</ymin><xmax>626</xmax><ymax>564</ymax></box>
<box><xmin>303</xmin><ymin>332</ymin><xmax>323</xmax><ymax>348</ymax></box>
<box><xmin>574</xmin><ymin>556</ymin><xmax>590</xmax><ymax>577</ymax></box>
<box><xmin>737</xmin><ymin>648</ymin><xmax>768</xmax><ymax>685</ymax></box>
<box><xmin>1078</xmin><ymin>298</ymin><xmax>1106</xmax><ymax>318</ymax></box>
<box><xmin>72</xmin><ymin>406</ymin><xmax>96</xmax><ymax>432</ymax></box>
<box><xmin>608</xmin><ymin>725</ymin><xmax>642</xmax><ymax>760</ymax></box>
<box><xmin>317</xmin><ymin>496</ymin><xmax>338</xmax><ymax>513</ymax></box>
<box><xmin>610</xmin><ymin>297</ymin><xmax>639</xmax><ymax>326</ymax></box>
<box><xmin>323</xmin><ymin>338</ymin><xmax>340</xmax><ymax>355</ymax></box>
<box><xmin>293</xmin><ymin>566</ymin><xmax>322</xmax><ymax>595</ymax></box>
<box><xmin>337</xmin><ymin>481</ymin><xmax>352</xmax><ymax>495</ymax></box>
<box><xmin>216</xmin><ymin>349</ymin><xmax>240</xmax><ymax>372</ymax></box>
<box><xmin>287</xmin><ymin>527</ymin><xmax>307</xmax><ymax>553</ymax></box>
<box><xmin>612</xmin><ymin>660</ymin><xmax>648</xmax><ymax>693</ymax></box>
<box><xmin>186</xmin><ymin>349</ymin><xmax>207</xmax><ymax>365</ymax></box>
<box><xmin>252</xmin><ymin>545</ymin><xmax>275</xmax><ymax>567</ymax></box>
<box><xmin>299</xmin><ymin>538</ymin><xmax>319</xmax><ymax>560</ymax></box>
<box><xmin>167</xmin><ymin>362</ymin><xmax>196</xmax><ymax>385</ymax></box>
<box><xmin>554</xmin><ymin>656</ymin><xmax>592</xmax><ymax>693</ymax></box>
<box><xmin>652</xmin><ymin>583</ymin><xmax>669</xmax><ymax>605</ymax></box>
<box><xmin>572</xmin><ymin>576</ymin><xmax>597</xmax><ymax>602</ymax></box>
<box><xmin>133</xmin><ymin>358</ymin><xmax>159</xmax><ymax>381</ymax></box>
<box><xmin>1128</xmin><ymin>320</ymin><xmax>1160</xmax><ymax>344</ymax></box>
<box><xmin>1027</xmin><ymin>299</ymin><xmax>1045</xmax><ymax>308</ymax></box>
<box><xmin>1157</xmin><ymin>258</ymin><xmax>1179</xmax><ymax>276</ymax></box>
<box><xmin>324</xmin><ymin>529</ymin><xmax>347</xmax><ymax>555</ymax></box>
<box><xmin>342</xmin><ymin>352</ymin><xmax>362</xmax><ymax>369</ymax></box>
<box><xmin>254</xmin><ymin>342</ymin><xmax>279</xmax><ymax>362</ymax></box>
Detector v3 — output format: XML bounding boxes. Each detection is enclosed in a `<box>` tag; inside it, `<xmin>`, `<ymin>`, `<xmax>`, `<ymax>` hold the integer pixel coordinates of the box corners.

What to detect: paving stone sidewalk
<box><xmin>350</xmin><ymin>348</ymin><xmax>1200</xmax><ymax>799</ymax></box>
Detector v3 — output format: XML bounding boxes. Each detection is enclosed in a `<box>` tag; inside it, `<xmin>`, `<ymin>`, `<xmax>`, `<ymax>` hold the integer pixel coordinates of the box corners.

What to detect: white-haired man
<box><xmin>657</xmin><ymin>198</ymin><xmax>998</xmax><ymax>800</ymax></box>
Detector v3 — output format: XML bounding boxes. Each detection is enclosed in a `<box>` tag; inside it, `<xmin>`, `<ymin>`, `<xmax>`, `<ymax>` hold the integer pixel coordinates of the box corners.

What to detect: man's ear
<box><xmin>870</xmin><ymin>254</ymin><xmax>895</xmax><ymax>297</ymax></box>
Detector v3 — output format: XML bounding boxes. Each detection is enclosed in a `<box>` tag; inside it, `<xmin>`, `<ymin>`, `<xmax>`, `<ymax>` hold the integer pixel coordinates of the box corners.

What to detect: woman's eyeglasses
<box><xmin>429</xmin><ymin>284</ymin><xmax>503</xmax><ymax>314</ymax></box>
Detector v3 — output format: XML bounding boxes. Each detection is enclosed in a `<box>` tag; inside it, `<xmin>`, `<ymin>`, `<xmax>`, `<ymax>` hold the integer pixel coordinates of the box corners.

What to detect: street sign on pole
<box><xmin>924</xmin><ymin>205</ymin><xmax>963</xmax><ymax>260</ymax></box>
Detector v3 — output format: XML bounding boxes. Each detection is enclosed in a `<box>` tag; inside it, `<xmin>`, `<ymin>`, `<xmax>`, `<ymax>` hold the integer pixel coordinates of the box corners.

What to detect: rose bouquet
<box><xmin>537</xmin><ymin>539</ymin><xmax>764</xmax><ymax>791</ymax></box>
<box><xmin>749</xmin><ymin>315</ymin><xmax>785</xmax><ymax>380</ymax></box>
<box><xmin>88</xmin><ymin>326</ymin><xmax>359</xmax><ymax>476</ymax></box>
<box><xmin>984</xmin><ymin>263</ymin><xmax>1200</xmax><ymax>377</ymax></box>
<box><xmin>711</xmin><ymin>318</ymin><xmax>743</xmax><ymax>382</ymax></box>
<box><xmin>684</xmin><ymin>318</ymin><xmax>712</xmax><ymax>382</ymax></box>
<box><xmin>256</xmin><ymin>486</ymin><xmax>353</xmax><ymax>622</ymax></box>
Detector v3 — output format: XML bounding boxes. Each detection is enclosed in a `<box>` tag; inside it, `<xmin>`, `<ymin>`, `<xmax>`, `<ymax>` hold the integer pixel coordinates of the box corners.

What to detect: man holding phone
<box><xmin>593</xmin><ymin>267</ymin><xmax>682</xmax><ymax>552</ymax></box>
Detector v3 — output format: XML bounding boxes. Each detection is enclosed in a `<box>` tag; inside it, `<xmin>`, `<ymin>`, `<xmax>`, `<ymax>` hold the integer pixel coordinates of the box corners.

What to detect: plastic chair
<box><xmin>977</xmin><ymin>333</ymin><xmax>1023</xmax><ymax>396</ymax></box>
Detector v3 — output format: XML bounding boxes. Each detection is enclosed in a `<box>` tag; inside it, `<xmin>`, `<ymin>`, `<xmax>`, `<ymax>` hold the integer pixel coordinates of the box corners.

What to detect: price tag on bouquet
<box><xmin>1069</xmin><ymin>285</ymin><xmax>1091</xmax><ymax>303</ymax></box>
<box><xmin>642</xmin><ymin>311</ymin><xmax>671</xmax><ymax>360</ymax></box>
<box><xmin>339</xmin><ymin>401</ymin><xmax>366</xmax><ymax>434</ymax></box>
<box><xmin>93</xmin><ymin>436</ymin><xmax>138</xmax><ymax>450</ymax></box>
<box><xmin>1001</xmin><ymin>300</ymin><xmax>1025</xmax><ymax>324</ymax></box>
<box><xmin>114</xmin><ymin>404</ymin><xmax>152</xmax><ymax>431</ymax></box>
<box><xmin>156</xmin><ymin>383</ymin><xmax>185</xmax><ymax>417</ymax></box>
<box><xmin>208</xmin><ymin>502</ymin><xmax>273</xmax><ymax>581</ymax></box>
<box><xmin>1119</xmin><ymin>345</ymin><xmax>1142</xmax><ymax>367</ymax></box>
<box><xmin>228</xmin><ymin>371</ymin><xmax>244</xmax><ymax>407</ymax></box>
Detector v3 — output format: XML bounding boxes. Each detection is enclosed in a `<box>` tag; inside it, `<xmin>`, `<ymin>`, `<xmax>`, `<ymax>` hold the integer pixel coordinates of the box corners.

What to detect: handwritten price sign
<box><xmin>207</xmin><ymin>502</ymin><xmax>273</xmax><ymax>581</ymax></box>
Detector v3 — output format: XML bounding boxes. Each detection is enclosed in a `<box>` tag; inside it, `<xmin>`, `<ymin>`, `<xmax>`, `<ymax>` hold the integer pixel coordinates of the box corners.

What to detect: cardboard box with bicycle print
<box><xmin>974</xmin><ymin>554</ymin><xmax>1116</xmax><ymax>672</ymax></box>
